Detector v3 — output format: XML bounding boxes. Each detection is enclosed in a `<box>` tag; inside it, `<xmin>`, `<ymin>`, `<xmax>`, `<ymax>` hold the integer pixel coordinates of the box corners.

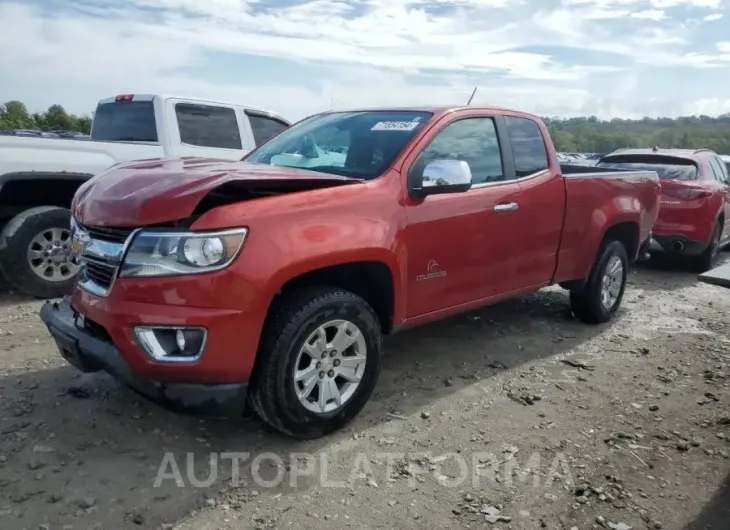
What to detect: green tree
<box><xmin>0</xmin><ymin>101</ymin><xmax>34</xmax><ymax>129</ymax></box>
<box><xmin>0</xmin><ymin>101</ymin><xmax>92</xmax><ymax>134</ymax></box>
<box><xmin>546</xmin><ymin>113</ymin><xmax>730</xmax><ymax>154</ymax></box>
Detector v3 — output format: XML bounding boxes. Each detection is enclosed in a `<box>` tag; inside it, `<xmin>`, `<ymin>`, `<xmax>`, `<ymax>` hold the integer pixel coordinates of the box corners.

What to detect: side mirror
<box><xmin>408</xmin><ymin>159</ymin><xmax>472</xmax><ymax>198</ymax></box>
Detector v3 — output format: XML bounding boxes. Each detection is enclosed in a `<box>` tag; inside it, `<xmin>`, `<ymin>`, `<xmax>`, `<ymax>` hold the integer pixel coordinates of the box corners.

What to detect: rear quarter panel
<box><xmin>554</xmin><ymin>171</ymin><xmax>660</xmax><ymax>282</ymax></box>
<box><xmin>655</xmin><ymin>157</ymin><xmax>725</xmax><ymax>242</ymax></box>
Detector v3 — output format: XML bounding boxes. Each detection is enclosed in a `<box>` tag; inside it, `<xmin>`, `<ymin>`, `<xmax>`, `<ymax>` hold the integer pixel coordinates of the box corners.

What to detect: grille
<box><xmin>78</xmin><ymin>222</ymin><xmax>179</xmax><ymax>244</ymax></box>
<box><xmin>77</xmin><ymin>223</ymin><xmax>135</xmax><ymax>244</ymax></box>
<box><xmin>83</xmin><ymin>258</ymin><xmax>118</xmax><ymax>290</ymax></box>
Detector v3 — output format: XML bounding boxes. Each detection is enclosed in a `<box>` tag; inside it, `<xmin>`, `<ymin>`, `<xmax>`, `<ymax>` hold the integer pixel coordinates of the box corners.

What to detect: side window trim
<box><xmin>492</xmin><ymin>115</ymin><xmax>517</xmax><ymax>183</ymax></box>
<box><xmin>408</xmin><ymin>114</ymin><xmax>515</xmax><ymax>191</ymax></box>
<box><xmin>244</xmin><ymin>109</ymin><xmax>289</xmax><ymax>128</ymax></box>
<box><xmin>175</xmin><ymin>102</ymin><xmax>243</xmax><ymax>150</ymax></box>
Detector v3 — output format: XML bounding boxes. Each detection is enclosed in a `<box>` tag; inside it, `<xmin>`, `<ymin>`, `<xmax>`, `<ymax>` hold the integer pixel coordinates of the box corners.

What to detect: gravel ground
<box><xmin>1</xmin><ymin>256</ymin><xmax>729</xmax><ymax>530</ymax></box>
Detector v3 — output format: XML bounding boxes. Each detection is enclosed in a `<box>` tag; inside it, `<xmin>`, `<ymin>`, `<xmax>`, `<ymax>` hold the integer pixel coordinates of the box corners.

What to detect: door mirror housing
<box><xmin>408</xmin><ymin>159</ymin><xmax>472</xmax><ymax>198</ymax></box>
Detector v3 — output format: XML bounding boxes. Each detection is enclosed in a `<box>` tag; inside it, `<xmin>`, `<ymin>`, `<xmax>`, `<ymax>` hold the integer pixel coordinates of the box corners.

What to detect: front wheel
<box><xmin>249</xmin><ymin>287</ymin><xmax>383</xmax><ymax>439</ymax></box>
<box><xmin>570</xmin><ymin>240</ymin><xmax>628</xmax><ymax>324</ymax></box>
<box><xmin>0</xmin><ymin>206</ymin><xmax>79</xmax><ymax>299</ymax></box>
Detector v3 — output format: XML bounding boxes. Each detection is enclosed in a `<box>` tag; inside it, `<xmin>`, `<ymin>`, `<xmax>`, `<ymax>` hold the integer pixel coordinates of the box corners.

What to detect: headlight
<box><xmin>119</xmin><ymin>228</ymin><xmax>248</xmax><ymax>278</ymax></box>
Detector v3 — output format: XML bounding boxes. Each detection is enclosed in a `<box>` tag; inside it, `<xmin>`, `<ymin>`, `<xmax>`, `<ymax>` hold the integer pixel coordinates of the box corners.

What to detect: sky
<box><xmin>0</xmin><ymin>0</ymin><xmax>729</xmax><ymax>122</ymax></box>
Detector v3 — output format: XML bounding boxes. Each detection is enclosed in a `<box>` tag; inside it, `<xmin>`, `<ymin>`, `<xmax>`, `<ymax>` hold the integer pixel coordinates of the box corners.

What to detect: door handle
<box><xmin>493</xmin><ymin>202</ymin><xmax>519</xmax><ymax>212</ymax></box>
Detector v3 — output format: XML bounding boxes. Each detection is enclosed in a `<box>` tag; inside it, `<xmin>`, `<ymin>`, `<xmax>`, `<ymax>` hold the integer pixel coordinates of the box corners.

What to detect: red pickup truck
<box><xmin>40</xmin><ymin>106</ymin><xmax>660</xmax><ymax>439</ymax></box>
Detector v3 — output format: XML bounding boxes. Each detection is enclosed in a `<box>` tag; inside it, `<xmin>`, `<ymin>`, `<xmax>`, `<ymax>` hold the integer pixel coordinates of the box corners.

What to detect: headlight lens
<box><xmin>119</xmin><ymin>228</ymin><xmax>248</xmax><ymax>278</ymax></box>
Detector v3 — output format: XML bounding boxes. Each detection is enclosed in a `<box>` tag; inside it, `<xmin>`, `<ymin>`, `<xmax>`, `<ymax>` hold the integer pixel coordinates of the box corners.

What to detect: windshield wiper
<box><xmin>272</xmin><ymin>164</ymin><xmax>366</xmax><ymax>181</ymax></box>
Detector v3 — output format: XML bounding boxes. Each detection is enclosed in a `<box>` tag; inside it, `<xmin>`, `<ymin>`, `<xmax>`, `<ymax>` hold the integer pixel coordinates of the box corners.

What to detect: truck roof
<box><xmin>317</xmin><ymin>105</ymin><xmax>543</xmax><ymax>121</ymax></box>
<box><xmin>96</xmin><ymin>93</ymin><xmax>288</xmax><ymax>123</ymax></box>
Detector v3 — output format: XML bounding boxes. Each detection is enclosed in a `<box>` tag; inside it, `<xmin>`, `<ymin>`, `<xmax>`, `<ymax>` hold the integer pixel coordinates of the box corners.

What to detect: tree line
<box><xmin>2</xmin><ymin>99</ymin><xmax>730</xmax><ymax>154</ymax></box>
<box><xmin>0</xmin><ymin>101</ymin><xmax>91</xmax><ymax>134</ymax></box>
<box><xmin>544</xmin><ymin>114</ymin><xmax>730</xmax><ymax>155</ymax></box>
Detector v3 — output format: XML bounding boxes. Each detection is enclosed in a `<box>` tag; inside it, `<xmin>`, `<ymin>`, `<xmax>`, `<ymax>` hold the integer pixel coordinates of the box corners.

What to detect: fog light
<box><xmin>134</xmin><ymin>326</ymin><xmax>207</xmax><ymax>362</ymax></box>
<box><xmin>175</xmin><ymin>329</ymin><xmax>186</xmax><ymax>351</ymax></box>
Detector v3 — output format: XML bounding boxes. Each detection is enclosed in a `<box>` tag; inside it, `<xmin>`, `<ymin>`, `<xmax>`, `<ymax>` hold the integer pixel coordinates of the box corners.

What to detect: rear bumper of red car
<box><xmin>648</xmin><ymin>234</ymin><xmax>710</xmax><ymax>256</ymax></box>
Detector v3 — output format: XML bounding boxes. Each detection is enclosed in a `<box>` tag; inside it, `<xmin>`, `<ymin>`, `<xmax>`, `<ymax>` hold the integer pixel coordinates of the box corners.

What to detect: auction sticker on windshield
<box><xmin>371</xmin><ymin>120</ymin><xmax>421</xmax><ymax>131</ymax></box>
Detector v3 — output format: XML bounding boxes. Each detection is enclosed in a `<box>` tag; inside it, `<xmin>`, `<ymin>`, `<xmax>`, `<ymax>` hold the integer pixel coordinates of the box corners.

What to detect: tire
<box><xmin>249</xmin><ymin>286</ymin><xmax>383</xmax><ymax>439</ymax></box>
<box><xmin>690</xmin><ymin>221</ymin><xmax>721</xmax><ymax>273</ymax></box>
<box><xmin>570</xmin><ymin>239</ymin><xmax>628</xmax><ymax>324</ymax></box>
<box><xmin>0</xmin><ymin>206</ymin><xmax>79</xmax><ymax>299</ymax></box>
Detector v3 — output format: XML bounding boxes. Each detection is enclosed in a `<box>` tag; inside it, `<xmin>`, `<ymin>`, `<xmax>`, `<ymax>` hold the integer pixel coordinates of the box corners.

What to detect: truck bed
<box><xmin>0</xmin><ymin>135</ymin><xmax>163</xmax><ymax>177</ymax></box>
<box><xmin>560</xmin><ymin>163</ymin><xmax>654</xmax><ymax>176</ymax></box>
<box><xmin>554</xmin><ymin>164</ymin><xmax>661</xmax><ymax>283</ymax></box>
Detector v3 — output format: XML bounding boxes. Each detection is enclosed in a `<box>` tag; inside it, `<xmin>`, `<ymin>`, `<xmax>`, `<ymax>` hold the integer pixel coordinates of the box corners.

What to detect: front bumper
<box><xmin>40</xmin><ymin>298</ymin><xmax>249</xmax><ymax>417</ymax></box>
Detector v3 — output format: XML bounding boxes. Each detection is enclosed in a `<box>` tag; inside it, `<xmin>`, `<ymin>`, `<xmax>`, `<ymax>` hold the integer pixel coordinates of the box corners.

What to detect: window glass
<box><xmin>709</xmin><ymin>157</ymin><xmax>727</xmax><ymax>183</ymax></box>
<box><xmin>415</xmin><ymin>117</ymin><xmax>504</xmax><ymax>185</ymax></box>
<box><xmin>504</xmin><ymin>116</ymin><xmax>548</xmax><ymax>177</ymax></box>
<box><xmin>597</xmin><ymin>156</ymin><xmax>698</xmax><ymax>180</ymax></box>
<box><xmin>247</xmin><ymin>113</ymin><xmax>289</xmax><ymax>145</ymax></box>
<box><xmin>91</xmin><ymin>101</ymin><xmax>157</xmax><ymax>142</ymax></box>
<box><xmin>244</xmin><ymin>111</ymin><xmax>432</xmax><ymax>180</ymax></box>
<box><xmin>718</xmin><ymin>157</ymin><xmax>730</xmax><ymax>182</ymax></box>
<box><xmin>175</xmin><ymin>103</ymin><xmax>242</xmax><ymax>150</ymax></box>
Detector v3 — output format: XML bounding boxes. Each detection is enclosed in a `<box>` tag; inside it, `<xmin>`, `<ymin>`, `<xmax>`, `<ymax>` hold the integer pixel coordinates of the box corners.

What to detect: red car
<box><xmin>596</xmin><ymin>148</ymin><xmax>730</xmax><ymax>271</ymax></box>
<box><xmin>41</xmin><ymin>106</ymin><xmax>659</xmax><ymax>439</ymax></box>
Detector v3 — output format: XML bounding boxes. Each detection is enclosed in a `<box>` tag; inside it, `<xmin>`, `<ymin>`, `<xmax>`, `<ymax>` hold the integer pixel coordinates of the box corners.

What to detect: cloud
<box><xmin>631</xmin><ymin>9</ymin><xmax>666</xmax><ymax>19</ymax></box>
<box><xmin>0</xmin><ymin>0</ymin><xmax>729</xmax><ymax>121</ymax></box>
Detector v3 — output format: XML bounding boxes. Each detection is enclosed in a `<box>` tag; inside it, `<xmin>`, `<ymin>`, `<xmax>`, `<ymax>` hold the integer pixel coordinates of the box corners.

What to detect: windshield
<box><xmin>596</xmin><ymin>155</ymin><xmax>698</xmax><ymax>180</ymax></box>
<box><xmin>243</xmin><ymin>110</ymin><xmax>433</xmax><ymax>180</ymax></box>
<box><xmin>90</xmin><ymin>101</ymin><xmax>158</xmax><ymax>142</ymax></box>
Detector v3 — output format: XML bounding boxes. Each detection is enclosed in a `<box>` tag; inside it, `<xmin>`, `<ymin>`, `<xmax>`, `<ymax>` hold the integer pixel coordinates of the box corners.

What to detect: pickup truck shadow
<box><xmin>684</xmin><ymin>470</ymin><xmax>730</xmax><ymax>529</ymax></box>
<box><xmin>632</xmin><ymin>252</ymin><xmax>730</xmax><ymax>292</ymax></box>
<box><xmin>0</xmin><ymin>286</ymin><xmax>623</xmax><ymax>529</ymax></box>
<box><xmin>0</xmin><ymin>280</ymin><xmax>37</xmax><ymax>308</ymax></box>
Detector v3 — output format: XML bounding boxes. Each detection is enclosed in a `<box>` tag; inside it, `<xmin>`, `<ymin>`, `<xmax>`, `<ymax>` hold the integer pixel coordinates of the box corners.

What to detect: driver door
<box><xmin>403</xmin><ymin>114</ymin><xmax>525</xmax><ymax>318</ymax></box>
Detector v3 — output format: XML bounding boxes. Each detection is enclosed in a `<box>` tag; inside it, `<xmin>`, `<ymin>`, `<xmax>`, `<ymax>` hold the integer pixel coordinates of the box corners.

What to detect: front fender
<box><xmin>249</xmin><ymin>220</ymin><xmax>402</xmax><ymax>304</ymax></box>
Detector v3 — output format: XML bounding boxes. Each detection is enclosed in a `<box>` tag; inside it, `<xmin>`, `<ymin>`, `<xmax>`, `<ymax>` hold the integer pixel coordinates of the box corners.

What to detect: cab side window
<box><xmin>176</xmin><ymin>103</ymin><xmax>242</xmax><ymax>150</ymax></box>
<box><xmin>504</xmin><ymin>116</ymin><xmax>549</xmax><ymax>177</ymax></box>
<box><xmin>246</xmin><ymin>112</ymin><xmax>289</xmax><ymax>146</ymax></box>
<box><xmin>414</xmin><ymin>117</ymin><xmax>504</xmax><ymax>185</ymax></box>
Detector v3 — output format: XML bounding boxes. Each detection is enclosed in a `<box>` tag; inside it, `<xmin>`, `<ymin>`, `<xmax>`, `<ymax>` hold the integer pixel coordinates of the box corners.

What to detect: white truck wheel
<box><xmin>0</xmin><ymin>206</ymin><xmax>79</xmax><ymax>299</ymax></box>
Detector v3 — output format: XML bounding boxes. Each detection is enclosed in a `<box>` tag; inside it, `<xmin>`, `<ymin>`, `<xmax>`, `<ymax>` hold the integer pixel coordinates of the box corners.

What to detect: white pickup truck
<box><xmin>0</xmin><ymin>94</ymin><xmax>291</xmax><ymax>298</ymax></box>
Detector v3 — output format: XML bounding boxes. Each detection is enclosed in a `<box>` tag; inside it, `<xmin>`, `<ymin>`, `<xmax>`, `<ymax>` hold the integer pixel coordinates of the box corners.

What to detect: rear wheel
<box><xmin>570</xmin><ymin>239</ymin><xmax>628</xmax><ymax>324</ymax></box>
<box><xmin>249</xmin><ymin>287</ymin><xmax>383</xmax><ymax>439</ymax></box>
<box><xmin>690</xmin><ymin>221</ymin><xmax>721</xmax><ymax>273</ymax></box>
<box><xmin>0</xmin><ymin>207</ymin><xmax>79</xmax><ymax>299</ymax></box>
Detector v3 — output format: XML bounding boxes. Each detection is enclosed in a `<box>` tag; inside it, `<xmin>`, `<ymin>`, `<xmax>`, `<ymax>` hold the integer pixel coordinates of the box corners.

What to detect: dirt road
<box><xmin>1</xmin><ymin>258</ymin><xmax>729</xmax><ymax>530</ymax></box>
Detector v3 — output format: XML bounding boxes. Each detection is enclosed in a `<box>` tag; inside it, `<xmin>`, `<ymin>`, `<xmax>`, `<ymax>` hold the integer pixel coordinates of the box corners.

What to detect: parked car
<box><xmin>595</xmin><ymin>147</ymin><xmax>730</xmax><ymax>271</ymax></box>
<box><xmin>40</xmin><ymin>105</ymin><xmax>660</xmax><ymax>439</ymax></box>
<box><xmin>0</xmin><ymin>94</ymin><xmax>290</xmax><ymax>298</ymax></box>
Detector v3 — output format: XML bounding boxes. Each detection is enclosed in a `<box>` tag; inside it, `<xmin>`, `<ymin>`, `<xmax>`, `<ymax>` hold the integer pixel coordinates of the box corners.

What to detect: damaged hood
<box><xmin>72</xmin><ymin>157</ymin><xmax>360</xmax><ymax>226</ymax></box>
